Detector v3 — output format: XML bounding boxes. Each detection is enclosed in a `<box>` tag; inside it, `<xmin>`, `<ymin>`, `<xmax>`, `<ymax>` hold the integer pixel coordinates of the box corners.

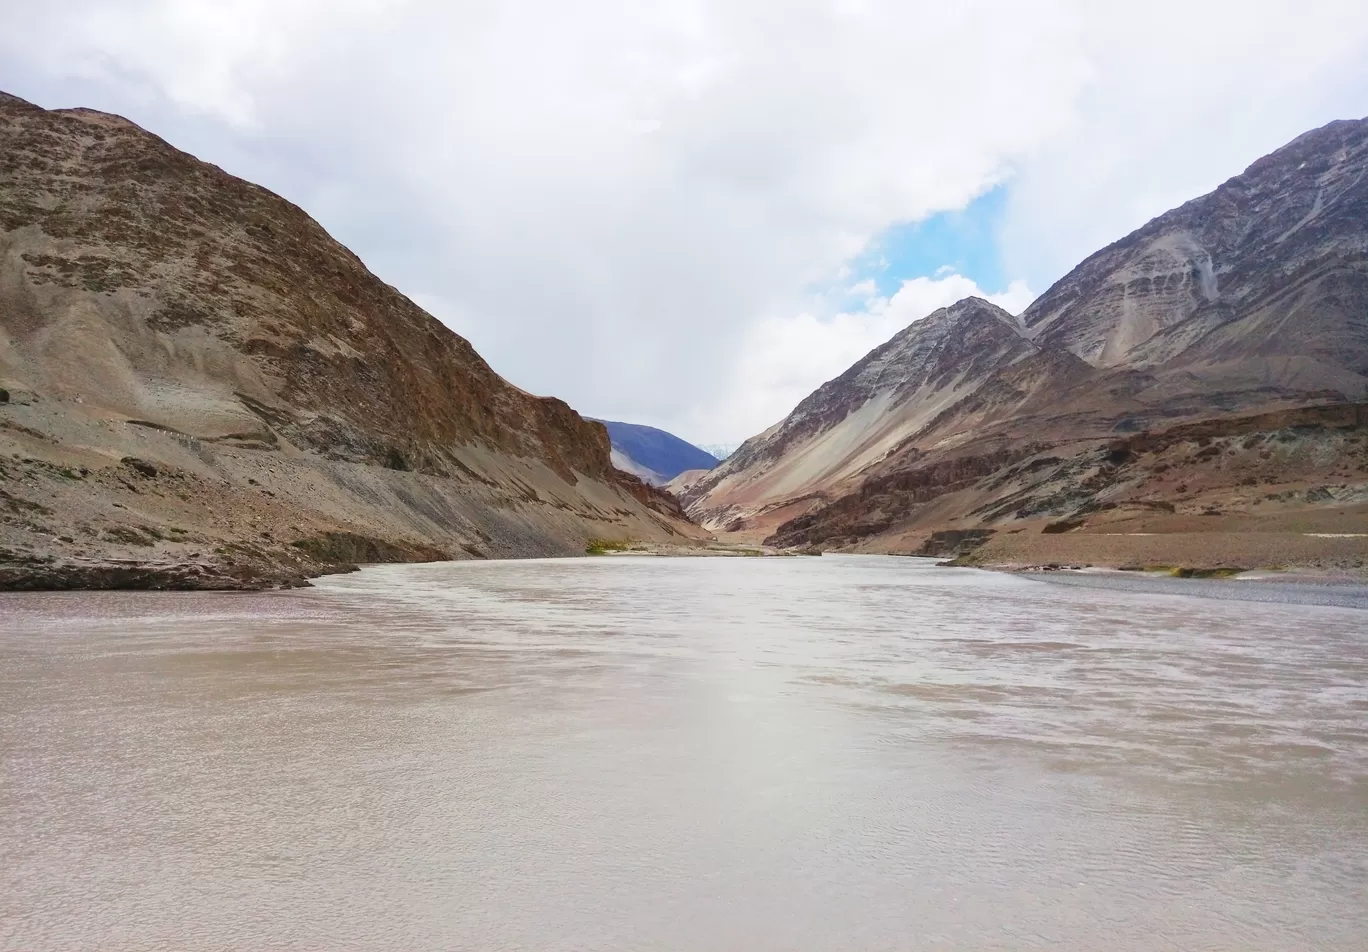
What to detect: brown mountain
<box><xmin>1022</xmin><ymin>117</ymin><xmax>1368</xmax><ymax>404</ymax></box>
<box><xmin>684</xmin><ymin>117</ymin><xmax>1368</xmax><ymax>571</ymax></box>
<box><xmin>685</xmin><ymin>297</ymin><xmax>1042</xmax><ymax>533</ymax></box>
<box><xmin>0</xmin><ymin>91</ymin><xmax>699</xmax><ymax>589</ymax></box>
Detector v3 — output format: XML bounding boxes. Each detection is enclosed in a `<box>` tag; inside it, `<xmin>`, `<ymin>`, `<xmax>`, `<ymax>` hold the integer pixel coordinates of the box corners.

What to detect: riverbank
<box><xmin>1011</xmin><ymin>566</ymin><xmax>1368</xmax><ymax>610</ymax></box>
<box><xmin>0</xmin><ymin>536</ymin><xmax>796</xmax><ymax>591</ymax></box>
<box><xmin>0</xmin><ymin>406</ymin><xmax>703</xmax><ymax>593</ymax></box>
<box><xmin>585</xmin><ymin>539</ymin><xmax>816</xmax><ymax>557</ymax></box>
<box><xmin>953</xmin><ymin>528</ymin><xmax>1367</xmax><ymax>575</ymax></box>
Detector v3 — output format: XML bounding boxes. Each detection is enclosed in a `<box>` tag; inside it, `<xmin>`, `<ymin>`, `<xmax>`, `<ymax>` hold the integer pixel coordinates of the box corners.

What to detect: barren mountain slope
<box><xmin>1022</xmin><ymin>117</ymin><xmax>1368</xmax><ymax>401</ymax></box>
<box><xmin>687</xmin><ymin>117</ymin><xmax>1368</xmax><ymax>569</ymax></box>
<box><xmin>684</xmin><ymin>298</ymin><xmax>1036</xmax><ymax>535</ymax></box>
<box><xmin>0</xmin><ymin>91</ymin><xmax>700</xmax><ymax>589</ymax></box>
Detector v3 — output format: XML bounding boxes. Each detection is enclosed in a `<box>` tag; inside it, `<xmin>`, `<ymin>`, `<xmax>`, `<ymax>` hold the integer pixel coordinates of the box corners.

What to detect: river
<box><xmin>2</xmin><ymin>556</ymin><xmax>1365</xmax><ymax>950</ymax></box>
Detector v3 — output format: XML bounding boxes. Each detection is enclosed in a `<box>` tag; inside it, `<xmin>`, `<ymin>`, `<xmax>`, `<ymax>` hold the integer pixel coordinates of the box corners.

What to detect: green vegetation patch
<box><xmin>0</xmin><ymin>490</ymin><xmax>53</xmax><ymax>516</ymax></box>
<box><xmin>585</xmin><ymin>538</ymin><xmax>634</xmax><ymax>555</ymax></box>
<box><xmin>1117</xmin><ymin>564</ymin><xmax>1246</xmax><ymax>579</ymax></box>
<box><xmin>1170</xmin><ymin>566</ymin><xmax>1246</xmax><ymax>579</ymax></box>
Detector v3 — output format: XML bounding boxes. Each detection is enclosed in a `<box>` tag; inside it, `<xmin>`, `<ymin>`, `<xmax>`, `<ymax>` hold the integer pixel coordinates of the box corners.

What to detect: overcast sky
<box><xmin>4</xmin><ymin>1</ymin><xmax>1367</xmax><ymax>444</ymax></box>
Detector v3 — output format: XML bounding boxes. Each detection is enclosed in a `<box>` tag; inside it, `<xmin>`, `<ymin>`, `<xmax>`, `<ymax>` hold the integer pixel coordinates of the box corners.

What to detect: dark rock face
<box><xmin>289</xmin><ymin>531</ymin><xmax>450</xmax><ymax>566</ymax></box>
<box><xmin>120</xmin><ymin>457</ymin><xmax>158</xmax><ymax>478</ymax></box>
<box><xmin>0</xmin><ymin>550</ymin><xmax>316</xmax><ymax>591</ymax></box>
<box><xmin>765</xmin><ymin>445</ymin><xmax>1037</xmax><ymax>550</ymax></box>
<box><xmin>688</xmin><ymin>117</ymin><xmax>1368</xmax><ymax>553</ymax></box>
<box><xmin>1040</xmin><ymin>518</ymin><xmax>1085</xmax><ymax>534</ymax></box>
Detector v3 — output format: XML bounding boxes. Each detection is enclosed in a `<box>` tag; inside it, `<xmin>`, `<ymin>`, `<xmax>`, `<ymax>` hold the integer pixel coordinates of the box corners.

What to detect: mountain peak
<box><xmin>1022</xmin><ymin>115</ymin><xmax>1368</xmax><ymax>370</ymax></box>
<box><xmin>685</xmin><ymin>115</ymin><xmax>1368</xmax><ymax>551</ymax></box>
<box><xmin>0</xmin><ymin>89</ymin><xmax>699</xmax><ymax>587</ymax></box>
<box><xmin>679</xmin><ymin>296</ymin><xmax>1037</xmax><ymax>530</ymax></box>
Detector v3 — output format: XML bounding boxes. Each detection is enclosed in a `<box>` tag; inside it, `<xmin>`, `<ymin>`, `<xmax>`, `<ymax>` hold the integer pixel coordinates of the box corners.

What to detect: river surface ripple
<box><xmin>2</xmin><ymin>555</ymin><xmax>1366</xmax><ymax>951</ymax></box>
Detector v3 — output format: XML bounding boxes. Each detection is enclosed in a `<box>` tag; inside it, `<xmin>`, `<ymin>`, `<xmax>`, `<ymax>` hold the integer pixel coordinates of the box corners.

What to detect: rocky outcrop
<box><xmin>0</xmin><ymin>91</ymin><xmax>702</xmax><ymax>588</ymax></box>
<box><xmin>765</xmin><ymin>445</ymin><xmax>1039</xmax><ymax>549</ymax></box>
<box><xmin>0</xmin><ymin>553</ymin><xmax>317</xmax><ymax>591</ymax></box>
<box><xmin>686</xmin><ymin>116</ymin><xmax>1368</xmax><ymax>565</ymax></box>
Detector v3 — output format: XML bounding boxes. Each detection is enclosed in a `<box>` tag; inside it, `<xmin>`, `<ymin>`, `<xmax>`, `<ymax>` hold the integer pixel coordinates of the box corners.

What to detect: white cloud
<box><xmin>999</xmin><ymin>0</ymin><xmax>1368</xmax><ymax>287</ymax></box>
<box><xmin>844</xmin><ymin>279</ymin><xmax>879</xmax><ymax>300</ymax></box>
<box><xmin>1</xmin><ymin>0</ymin><xmax>1366</xmax><ymax>446</ymax></box>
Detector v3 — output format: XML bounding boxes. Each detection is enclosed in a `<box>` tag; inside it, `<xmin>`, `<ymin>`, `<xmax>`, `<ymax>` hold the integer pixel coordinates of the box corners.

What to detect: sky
<box><xmin>3</xmin><ymin>1</ymin><xmax>1367</xmax><ymax>445</ymax></box>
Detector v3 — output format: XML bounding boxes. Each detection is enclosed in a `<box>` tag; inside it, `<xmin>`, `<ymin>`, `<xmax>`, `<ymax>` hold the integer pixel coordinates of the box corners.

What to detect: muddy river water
<box><xmin>2</xmin><ymin>556</ymin><xmax>1365</xmax><ymax>950</ymax></box>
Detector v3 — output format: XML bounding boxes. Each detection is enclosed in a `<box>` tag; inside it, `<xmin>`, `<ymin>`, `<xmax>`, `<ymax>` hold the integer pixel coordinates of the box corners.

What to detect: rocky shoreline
<box><xmin>0</xmin><ymin>552</ymin><xmax>347</xmax><ymax>592</ymax></box>
<box><xmin>0</xmin><ymin>535</ymin><xmax>831</xmax><ymax>591</ymax></box>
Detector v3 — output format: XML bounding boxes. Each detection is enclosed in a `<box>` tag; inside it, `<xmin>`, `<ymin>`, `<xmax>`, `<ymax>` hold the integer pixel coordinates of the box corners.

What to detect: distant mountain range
<box><xmin>681</xmin><ymin>116</ymin><xmax>1368</xmax><ymax>570</ymax></box>
<box><xmin>592</xmin><ymin>420</ymin><xmax>720</xmax><ymax>485</ymax></box>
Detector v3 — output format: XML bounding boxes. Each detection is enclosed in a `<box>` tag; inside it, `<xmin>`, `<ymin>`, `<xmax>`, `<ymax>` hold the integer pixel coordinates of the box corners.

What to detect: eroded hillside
<box><xmin>684</xmin><ymin>116</ymin><xmax>1368</xmax><ymax>571</ymax></box>
<box><xmin>0</xmin><ymin>92</ymin><xmax>700</xmax><ymax>588</ymax></box>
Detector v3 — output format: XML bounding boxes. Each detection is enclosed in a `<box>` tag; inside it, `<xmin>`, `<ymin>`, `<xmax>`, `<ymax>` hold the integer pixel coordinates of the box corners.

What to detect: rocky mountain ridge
<box><xmin>687</xmin><ymin>298</ymin><xmax>1041</xmax><ymax>531</ymax></box>
<box><xmin>1023</xmin><ymin>118</ymin><xmax>1368</xmax><ymax>377</ymax></box>
<box><xmin>0</xmin><ymin>91</ymin><xmax>700</xmax><ymax>588</ymax></box>
<box><xmin>683</xmin><ymin>115</ymin><xmax>1368</xmax><ymax>569</ymax></box>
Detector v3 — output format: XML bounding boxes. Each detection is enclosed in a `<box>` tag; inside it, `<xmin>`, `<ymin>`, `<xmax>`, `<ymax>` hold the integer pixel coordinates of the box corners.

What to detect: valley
<box><xmin>3</xmin><ymin>93</ymin><xmax>1367</xmax><ymax>586</ymax></box>
<box><xmin>682</xmin><ymin>117</ymin><xmax>1368</xmax><ymax>576</ymax></box>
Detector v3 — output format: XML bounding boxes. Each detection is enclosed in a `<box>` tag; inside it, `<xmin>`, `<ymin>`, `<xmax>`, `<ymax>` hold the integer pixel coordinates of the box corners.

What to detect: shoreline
<box><xmin>1003</xmin><ymin>565</ymin><xmax>1368</xmax><ymax>610</ymax></box>
<box><xmin>0</xmin><ymin>539</ymin><xmax>794</xmax><ymax>592</ymax></box>
<box><xmin>6</xmin><ymin>547</ymin><xmax>1368</xmax><ymax>610</ymax></box>
<box><xmin>0</xmin><ymin>553</ymin><xmax>332</xmax><ymax>592</ymax></box>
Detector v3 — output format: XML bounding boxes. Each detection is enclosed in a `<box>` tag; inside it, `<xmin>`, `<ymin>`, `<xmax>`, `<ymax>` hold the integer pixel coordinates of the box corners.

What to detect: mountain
<box><xmin>697</xmin><ymin>442</ymin><xmax>740</xmax><ymax>461</ymax></box>
<box><xmin>687</xmin><ymin>297</ymin><xmax>1043</xmax><ymax>531</ymax></box>
<box><xmin>683</xmin><ymin>117</ymin><xmax>1368</xmax><ymax>570</ymax></box>
<box><xmin>1020</xmin><ymin>118</ymin><xmax>1368</xmax><ymax>403</ymax></box>
<box><xmin>0</xmin><ymin>91</ymin><xmax>701</xmax><ymax>589</ymax></box>
<box><xmin>593</xmin><ymin>419</ymin><xmax>719</xmax><ymax>485</ymax></box>
<box><xmin>663</xmin><ymin>467</ymin><xmax>715</xmax><ymax>497</ymax></box>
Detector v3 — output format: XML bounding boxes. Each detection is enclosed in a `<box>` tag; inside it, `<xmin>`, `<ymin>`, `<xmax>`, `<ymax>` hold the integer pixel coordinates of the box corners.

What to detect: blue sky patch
<box><xmin>846</xmin><ymin>186</ymin><xmax>1009</xmax><ymax>298</ymax></box>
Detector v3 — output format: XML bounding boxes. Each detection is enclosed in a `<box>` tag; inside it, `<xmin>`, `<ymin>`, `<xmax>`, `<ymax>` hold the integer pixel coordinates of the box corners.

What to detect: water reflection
<box><xmin>2</xmin><ymin>556</ymin><xmax>1365</xmax><ymax>950</ymax></box>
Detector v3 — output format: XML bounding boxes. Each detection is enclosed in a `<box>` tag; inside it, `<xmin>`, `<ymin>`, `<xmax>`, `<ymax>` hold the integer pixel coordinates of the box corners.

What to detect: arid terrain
<box><xmin>0</xmin><ymin>91</ymin><xmax>702</xmax><ymax>589</ymax></box>
<box><xmin>5</xmin><ymin>89</ymin><xmax>1367</xmax><ymax>586</ymax></box>
<box><xmin>683</xmin><ymin>117</ymin><xmax>1368</xmax><ymax>575</ymax></box>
